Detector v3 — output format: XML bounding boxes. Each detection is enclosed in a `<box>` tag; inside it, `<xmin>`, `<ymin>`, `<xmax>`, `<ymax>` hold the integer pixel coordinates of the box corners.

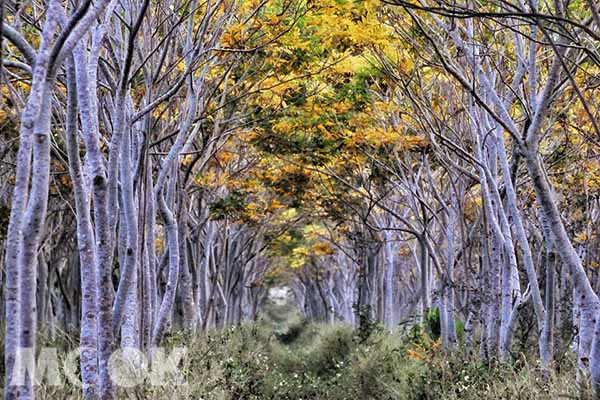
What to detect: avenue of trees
<box><xmin>2</xmin><ymin>0</ymin><xmax>600</xmax><ymax>398</ymax></box>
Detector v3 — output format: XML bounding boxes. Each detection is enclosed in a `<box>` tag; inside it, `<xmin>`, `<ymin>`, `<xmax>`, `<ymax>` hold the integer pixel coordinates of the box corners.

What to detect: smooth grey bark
<box><xmin>177</xmin><ymin>211</ymin><xmax>198</xmax><ymax>331</ymax></box>
<box><xmin>541</xmin><ymin>245</ymin><xmax>556</xmax><ymax>369</ymax></box>
<box><xmin>13</xmin><ymin>1</ymin><xmax>83</xmax><ymax>389</ymax></box>
<box><xmin>490</xmin><ymin>180</ymin><xmax>520</xmax><ymax>360</ymax></box>
<box><xmin>117</xmin><ymin>112</ymin><xmax>140</xmax><ymax>348</ymax></box>
<box><xmin>557</xmin><ymin>262</ymin><xmax>570</xmax><ymax>335</ymax></box>
<box><xmin>19</xmin><ymin>82</ymin><xmax>53</xmax><ymax>400</ymax></box>
<box><xmin>484</xmin><ymin>210</ymin><xmax>501</xmax><ymax>359</ymax></box>
<box><xmin>142</xmin><ymin>156</ymin><xmax>157</xmax><ymax>349</ymax></box>
<box><xmin>445</xmin><ymin>201</ymin><xmax>458</xmax><ymax>350</ymax></box>
<box><xmin>383</xmin><ymin>230</ymin><xmax>395</xmax><ymax>327</ymax></box>
<box><xmin>109</xmin><ymin>0</ymin><xmax>151</xmax><ymax>337</ymax></box>
<box><xmin>66</xmin><ymin>57</ymin><xmax>99</xmax><ymax>399</ymax></box>
<box><xmin>470</xmin><ymin>121</ymin><xmax>502</xmax><ymax>359</ymax></box>
<box><xmin>73</xmin><ymin>21</ymin><xmax>116</xmax><ymax>396</ymax></box>
<box><xmin>524</xmin><ymin>149</ymin><xmax>600</xmax><ymax>376</ymax></box>
<box><xmin>151</xmin><ymin>66</ymin><xmax>199</xmax><ymax>341</ymax></box>
<box><xmin>518</xmin><ymin>40</ymin><xmax>600</xmax><ymax>380</ymax></box>
<box><xmin>464</xmin><ymin>312</ymin><xmax>475</xmax><ymax>354</ymax></box>
<box><xmin>490</xmin><ymin>125</ymin><xmax>549</xmax><ymax>363</ymax></box>
<box><xmin>197</xmin><ymin>220</ymin><xmax>215</xmax><ymax>325</ymax></box>
<box><xmin>3</xmin><ymin>4</ymin><xmax>58</xmax><ymax>397</ymax></box>
<box><xmin>152</xmin><ymin>173</ymin><xmax>180</xmax><ymax>346</ymax></box>
<box><xmin>111</xmin><ymin>99</ymin><xmax>138</xmax><ymax>338</ymax></box>
<box><xmin>479</xmin><ymin>228</ymin><xmax>490</xmax><ymax>360</ymax></box>
<box><xmin>419</xmin><ymin>237</ymin><xmax>430</xmax><ymax>322</ymax></box>
<box><xmin>36</xmin><ymin>252</ymin><xmax>48</xmax><ymax>330</ymax></box>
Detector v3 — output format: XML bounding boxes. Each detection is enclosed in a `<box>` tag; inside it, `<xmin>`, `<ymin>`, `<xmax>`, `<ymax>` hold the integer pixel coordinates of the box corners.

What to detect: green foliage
<box><xmin>0</xmin><ymin>204</ymin><xmax>10</xmax><ymax>240</ymax></box>
<box><xmin>355</xmin><ymin>304</ymin><xmax>383</xmax><ymax>343</ymax></box>
<box><xmin>426</xmin><ymin>307</ymin><xmax>441</xmax><ymax>339</ymax></box>
<box><xmin>209</xmin><ymin>190</ymin><xmax>248</xmax><ymax>220</ymax></box>
<box><xmin>425</xmin><ymin>307</ymin><xmax>465</xmax><ymax>342</ymax></box>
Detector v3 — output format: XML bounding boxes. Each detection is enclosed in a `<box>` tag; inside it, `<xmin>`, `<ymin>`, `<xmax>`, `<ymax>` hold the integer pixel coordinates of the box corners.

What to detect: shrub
<box><xmin>9</xmin><ymin>304</ymin><xmax>587</xmax><ymax>400</ymax></box>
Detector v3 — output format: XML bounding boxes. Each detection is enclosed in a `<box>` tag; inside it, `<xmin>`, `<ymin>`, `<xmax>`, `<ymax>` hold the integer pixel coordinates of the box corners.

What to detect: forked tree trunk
<box><xmin>522</xmin><ymin>149</ymin><xmax>600</xmax><ymax>382</ymax></box>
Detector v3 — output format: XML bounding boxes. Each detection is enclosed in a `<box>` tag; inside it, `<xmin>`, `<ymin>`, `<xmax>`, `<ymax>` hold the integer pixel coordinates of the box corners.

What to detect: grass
<box><xmin>0</xmin><ymin>302</ymin><xmax>590</xmax><ymax>399</ymax></box>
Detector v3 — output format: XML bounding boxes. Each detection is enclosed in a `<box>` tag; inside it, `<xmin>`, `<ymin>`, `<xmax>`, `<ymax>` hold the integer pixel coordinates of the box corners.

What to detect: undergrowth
<box><xmin>0</xmin><ymin>302</ymin><xmax>589</xmax><ymax>399</ymax></box>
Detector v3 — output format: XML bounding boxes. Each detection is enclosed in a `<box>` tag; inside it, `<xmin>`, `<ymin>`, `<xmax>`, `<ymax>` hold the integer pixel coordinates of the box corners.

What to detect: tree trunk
<box><xmin>522</xmin><ymin>149</ymin><xmax>600</xmax><ymax>380</ymax></box>
<box><xmin>383</xmin><ymin>231</ymin><xmax>395</xmax><ymax>327</ymax></box>
<box><xmin>66</xmin><ymin>59</ymin><xmax>99</xmax><ymax>397</ymax></box>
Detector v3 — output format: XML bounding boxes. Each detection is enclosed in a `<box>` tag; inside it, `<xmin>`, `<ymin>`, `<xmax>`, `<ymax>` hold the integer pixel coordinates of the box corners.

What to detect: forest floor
<box><xmin>1</xmin><ymin>301</ymin><xmax>589</xmax><ymax>399</ymax></box>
